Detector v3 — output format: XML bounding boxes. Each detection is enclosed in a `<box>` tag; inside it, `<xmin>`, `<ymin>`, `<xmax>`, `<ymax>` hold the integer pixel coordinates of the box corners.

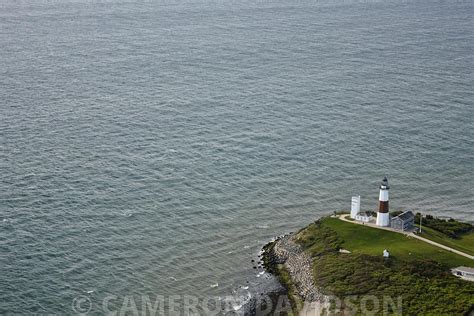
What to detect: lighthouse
<box><xmin>376</xmin><ymin>177</ymin><xmax>390</xmax><ymax>226</ymax></box>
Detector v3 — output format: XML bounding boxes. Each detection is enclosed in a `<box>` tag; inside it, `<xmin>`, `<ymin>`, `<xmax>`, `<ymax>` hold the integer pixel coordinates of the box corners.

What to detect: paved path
<box><xmin>338</xmin><ymin>214</ymin><xmax>474</xmax><ymax>260</ymax></box>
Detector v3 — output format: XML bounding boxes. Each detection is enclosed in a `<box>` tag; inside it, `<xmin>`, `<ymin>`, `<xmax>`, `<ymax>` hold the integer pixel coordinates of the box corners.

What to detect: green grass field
<box><xmin>321</xmin><ymin>217</ymin><xmax>473</xmax><ymax>267</ymax></box>
<box><xmin>415</xmin><ymin>225</ymin><xmax>474</xmax><ymax>256</ymax></box>
<box><xmin>293</xmin><ymin>217</ymin><xmax>474</xmax><ymax>315</ymax></box>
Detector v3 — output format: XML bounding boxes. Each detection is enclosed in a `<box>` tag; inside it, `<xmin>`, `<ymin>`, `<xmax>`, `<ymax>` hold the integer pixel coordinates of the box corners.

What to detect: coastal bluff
<box><xmin>262</xmin><ymin>234</ymin><xmax>331</xmax><ymax>315</ymax></box>
<box><xmin>261</xmin><ymin>215</ymin><xmax>474</xmax><ymax>315</ymax></box>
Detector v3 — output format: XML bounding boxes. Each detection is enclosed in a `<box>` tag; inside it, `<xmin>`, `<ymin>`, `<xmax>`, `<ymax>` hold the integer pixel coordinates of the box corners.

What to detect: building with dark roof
<box><xmin>390</xmin><ymin>210</ymin><xmax>415</xmax><ymax>231</ymax></box>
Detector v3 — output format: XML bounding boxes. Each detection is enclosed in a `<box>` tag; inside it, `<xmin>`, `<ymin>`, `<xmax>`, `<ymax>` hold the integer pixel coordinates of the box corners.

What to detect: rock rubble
<box><xmin>264</xmin><ymin>234</ymin><xmax>326</xmax><ymax>303</ymax></box>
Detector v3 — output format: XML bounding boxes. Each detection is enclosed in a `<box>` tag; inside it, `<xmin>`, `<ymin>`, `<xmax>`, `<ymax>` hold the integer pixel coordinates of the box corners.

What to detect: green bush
<box><xmin>416</xmin><ymin>214</ymin><xmax>473</xmax><ymax>238</ymax></box>
<box><xmin>295</xmin><ymin>219</ymin><xmax>342</xmax><ymax>257</ymax></box>
<box><xmin>312</xmin><ymin>253</ymin><xmax>474</xmax><ymax>315</ymax></box>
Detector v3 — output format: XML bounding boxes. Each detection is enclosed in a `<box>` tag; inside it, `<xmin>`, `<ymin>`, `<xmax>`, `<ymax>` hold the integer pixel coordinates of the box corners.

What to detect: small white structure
<box><xmin>452</xmin><ymin>266</ymin><xmax>474</xmax><ymax>281</ymax></box>
<box><xmin>376</xmin><ymin>177</ymin><xmax>391</xmax><ymax>227</ymax></box>
<box><xmin>383</xmin><ymin>249</ymin><xmax>390</xmax><ymax>258</ymax></box>
<box><xmin>350</xmin><ymin>196</ymin><xmax>361</xmax><ymax>219</ymax></box>
<box><xmin>355</xmin><ymin>211</ymin><xmax>373</xmax><ymax>223</ymax></box>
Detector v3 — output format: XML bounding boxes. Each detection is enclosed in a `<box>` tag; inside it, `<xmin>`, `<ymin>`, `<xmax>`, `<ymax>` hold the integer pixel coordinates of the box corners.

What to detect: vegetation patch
<box><xmin>416</xmin><ymin>214</ymin><xmax>473</xmax><ymax>238</ymax></box>
<box><xmin>312</xmin><ymin>253</ymin><xmax>474</xmax><ymax>315</ymax></box>
<box><xmin>415</xmin><ymin>225</ymin><xmax>474</xmax><ymax>256</ymax></box>
<box><xmin>295</xmin><ymin>217</ymin><xmax>474</xmax><ymax>315</ymax></box>
<box><xmin>295</xmin><ymin>219</ymin><xmax>342</xmax><ymax>256</ymax></box>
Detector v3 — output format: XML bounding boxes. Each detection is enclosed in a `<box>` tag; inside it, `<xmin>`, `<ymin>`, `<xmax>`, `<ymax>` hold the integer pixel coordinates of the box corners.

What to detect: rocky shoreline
<box><xmin>261</xmin><ymin>233</ymin><xmax>330</xmax><ymax>315</ymax></box>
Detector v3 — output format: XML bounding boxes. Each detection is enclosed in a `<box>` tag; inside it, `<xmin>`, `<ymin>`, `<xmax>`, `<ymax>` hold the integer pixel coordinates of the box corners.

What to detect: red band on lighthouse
<box><xmin>379</xmin><ymin>201</ymin><xmax>389</xmax><ymax>213</ymax></box>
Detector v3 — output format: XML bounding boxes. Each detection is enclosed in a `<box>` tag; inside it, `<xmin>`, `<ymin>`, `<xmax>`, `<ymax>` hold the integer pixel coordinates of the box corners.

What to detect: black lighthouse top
<box><xmin>380</xmin><ymin>177</ymin><xmax>390</xmax><ymax>189</ymax></box>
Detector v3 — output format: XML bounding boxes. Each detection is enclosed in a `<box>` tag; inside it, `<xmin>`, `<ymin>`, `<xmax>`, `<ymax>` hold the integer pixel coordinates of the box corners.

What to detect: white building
<box><xmin>355</xmin><ymin>211</ymin><xmax>373</xmax><ymax>222</ymax></box>
<box><xmin>350</xmin><ymin>196</ymin><xmax>360</xmax><ymax>219</ymax></box>
<box><xmin>452</xmin><ymin>266</ymin><xmax>474</xmax><ymax>281</ymax></box>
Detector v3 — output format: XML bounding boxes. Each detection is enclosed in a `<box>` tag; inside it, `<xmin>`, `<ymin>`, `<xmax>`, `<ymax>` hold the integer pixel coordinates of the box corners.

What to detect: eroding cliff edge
<box><xmin>262</xmin><ymin>234</ymin><xmax>330</xmax><ymax>315</ymax></box>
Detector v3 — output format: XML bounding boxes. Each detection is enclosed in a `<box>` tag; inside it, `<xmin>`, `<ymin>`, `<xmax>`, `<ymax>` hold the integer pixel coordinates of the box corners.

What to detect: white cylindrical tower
<box><xmin>351</xmin><ymin>196</ymin><xmax>360</xmax><ymax>219</ymax></box>
<box><xmin>376</xmin><ymin>177</ymin><xmax>390</xmax><ymax>226</ymax></box>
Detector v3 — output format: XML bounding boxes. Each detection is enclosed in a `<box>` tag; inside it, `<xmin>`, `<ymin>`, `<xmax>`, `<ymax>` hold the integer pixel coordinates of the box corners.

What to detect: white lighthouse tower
<box><xmin>376</xmin><ymin>177</ymin><xmax>390</xmax><ymax>227</ymax></box>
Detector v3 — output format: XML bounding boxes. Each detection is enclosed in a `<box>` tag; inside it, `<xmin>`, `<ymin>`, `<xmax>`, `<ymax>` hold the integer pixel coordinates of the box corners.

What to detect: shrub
<box><xmin>416</xmin><ymin>213</ymin><xmax>473</xmax><ymax>238</ymax></box>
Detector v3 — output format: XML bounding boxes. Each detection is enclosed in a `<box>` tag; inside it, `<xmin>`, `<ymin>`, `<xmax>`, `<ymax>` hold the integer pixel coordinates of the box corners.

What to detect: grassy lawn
<box><xmin>415</xmin><ymin>225</ymin><xmax>474</xmax><ymax>256</ymax></box>
<box><xmin>321</xmin><ymin>217</ymin><xmax>473</xmax><ymax>267</ymax></box>
<box><xmin>294</xmin><ymin>217</ymin><xmax>474</xmax><ymax>315</ymax></box>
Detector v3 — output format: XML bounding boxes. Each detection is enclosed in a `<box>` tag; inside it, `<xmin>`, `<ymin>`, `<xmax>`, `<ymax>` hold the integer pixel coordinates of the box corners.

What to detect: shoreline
<box><xmin>261</xmin><ymin>232</ymin><xmax>331</xmax><ymax>315</ymax></box>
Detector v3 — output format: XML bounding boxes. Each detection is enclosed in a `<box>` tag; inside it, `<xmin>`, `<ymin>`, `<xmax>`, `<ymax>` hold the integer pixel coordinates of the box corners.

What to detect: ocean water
<box><xmin>0</xmin><ymin>0</ymin><xmax>473</xmax><ymax>313</ymax></box>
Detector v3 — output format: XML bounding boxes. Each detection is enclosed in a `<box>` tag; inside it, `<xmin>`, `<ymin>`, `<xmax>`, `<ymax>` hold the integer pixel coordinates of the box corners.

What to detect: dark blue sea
<box><xmin>1</xmin><ymin>0</ymin><xmax>473</xmax><ymax>313</ymax></box>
